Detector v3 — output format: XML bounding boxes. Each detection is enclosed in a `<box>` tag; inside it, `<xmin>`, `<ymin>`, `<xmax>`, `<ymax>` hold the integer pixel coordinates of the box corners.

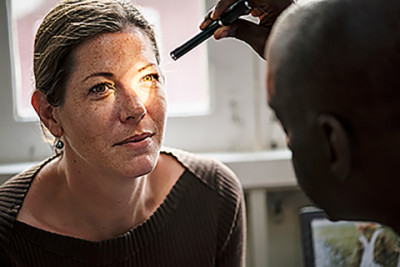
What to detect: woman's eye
<box><xmin>89</xmin><ymin>83</ymin><xmax>115</xmax><ymax>94</ymax></box>
<box><xmin>142</xmin><ymin>74</ymin><xmax>159</xmax><ymax>83</ymax></box>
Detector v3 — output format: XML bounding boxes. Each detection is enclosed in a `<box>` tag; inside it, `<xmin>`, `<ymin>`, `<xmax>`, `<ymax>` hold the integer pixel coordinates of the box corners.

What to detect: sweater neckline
<box><xmin>13</xmin><ymin>168</ymin><xmax>191</xmax><ymax>264</ymax></box>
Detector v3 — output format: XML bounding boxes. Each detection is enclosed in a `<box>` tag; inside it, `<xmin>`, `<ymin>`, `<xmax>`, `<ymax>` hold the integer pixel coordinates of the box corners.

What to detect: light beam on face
<box><xmin>131</xmin><ymin>78</ymin><xmax>151</xmax><ymax>104</ymax></box>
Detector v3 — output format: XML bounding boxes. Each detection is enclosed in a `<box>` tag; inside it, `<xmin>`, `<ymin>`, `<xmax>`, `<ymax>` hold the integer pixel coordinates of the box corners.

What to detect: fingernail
<box><xmin>210</xmin><ymin>10</ymin><xmax>216</xmax><ymax>20</ymax></box>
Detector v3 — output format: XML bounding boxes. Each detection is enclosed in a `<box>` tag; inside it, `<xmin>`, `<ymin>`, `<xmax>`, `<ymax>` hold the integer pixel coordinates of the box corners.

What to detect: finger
<box><xmin>214</xmin><ymin>19</ymin><xmax>271</xmax><ymax>59</ymax></box>
<box><xmin>214</xmin><ymin>25</ymin><xmax>235</xmax><ymax>40</ymax></box>
<box><xmin>250</xmin><ymin>7</ymin><xmax>265</xmax><ymax>17</ymax></box>
<box><xmin>200</xmin><ymin>8</ymin><xmax>215</xmax><ymax>30</ymax></box>
<box><xmin>210</xmin><ymin>0</ymin><xmax>238</xmax><ymax>20</ymax></box>
<box><xmin>259</xmin><ymin>10</ymin><xmax>279</xmax><ymax>28</ymax></box>
<box><xmin>257</xmin><ymin>1</ymin><xmax>293</xmax><ymax>27</ymax></box>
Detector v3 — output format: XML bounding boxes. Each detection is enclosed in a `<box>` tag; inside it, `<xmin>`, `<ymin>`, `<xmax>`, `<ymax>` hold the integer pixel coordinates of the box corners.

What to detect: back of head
<box><xmin>34</xmin><ymin>0</ymin><xmax>159</xmax><ymax>107</ymax></box>
<box><xmin>266</xmin><ymin>0</ymin><xmax>400</xmax><ymax>226</ymax></box>
<box><xmin>269</xmin><ymin>0</ymin><xmax>400</xmax><ymax>136</ymax></box>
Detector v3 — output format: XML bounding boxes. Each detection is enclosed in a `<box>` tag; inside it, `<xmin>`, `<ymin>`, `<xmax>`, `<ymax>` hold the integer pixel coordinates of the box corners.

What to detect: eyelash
<box><xmin>89</xmin><ymin>83</ymin><xmax>115</xmax><ymax>94</ymax></box>
<box><xmin>142</xmin><ymin>73</ymin><xmax>160</xmax><ymax>83</ymax></box>
<box><xmin>88</xmin><ymin>73</ymin><xmax>159</xmax><ymax>96</ymax></box>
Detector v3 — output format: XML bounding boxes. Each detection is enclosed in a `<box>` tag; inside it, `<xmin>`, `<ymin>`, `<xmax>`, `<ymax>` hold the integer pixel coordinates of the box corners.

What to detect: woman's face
<box><xmin>55</xmin><ymin>27</ymin><xmax>166</xmax><ymax>178</ymax></box>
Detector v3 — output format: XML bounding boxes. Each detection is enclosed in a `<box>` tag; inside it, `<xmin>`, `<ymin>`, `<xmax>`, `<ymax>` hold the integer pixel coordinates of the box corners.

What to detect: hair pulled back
<box><xmin>34</xmin><ymin>0</ymin><xmax>160</xmax><ymax>107</ymax></box>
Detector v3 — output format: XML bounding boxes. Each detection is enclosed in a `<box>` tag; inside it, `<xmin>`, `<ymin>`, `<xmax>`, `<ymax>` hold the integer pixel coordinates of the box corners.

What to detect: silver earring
<box><xmin>55</xmin><ymin>139</ymin><xmax>64</xmax><ymax>149</ymax></box>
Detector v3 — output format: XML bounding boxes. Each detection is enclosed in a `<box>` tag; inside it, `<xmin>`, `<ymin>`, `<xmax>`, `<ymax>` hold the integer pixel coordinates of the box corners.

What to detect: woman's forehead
<box><xmin>71</xmin><ymin>29</ymin><xmax>157</xmax><ymax>74</ymax></box>
<box><xmin>77</xmin><ymin>29</ymin><xmax>151</xmax><ymax>57</ymax></box>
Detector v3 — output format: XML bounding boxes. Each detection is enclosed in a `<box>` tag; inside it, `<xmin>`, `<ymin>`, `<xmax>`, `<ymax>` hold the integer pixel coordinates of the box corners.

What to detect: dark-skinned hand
<box><xmin>200</xmin><ymin>0</ymin><xmax>292</xmax><ymax>59</ymax></box>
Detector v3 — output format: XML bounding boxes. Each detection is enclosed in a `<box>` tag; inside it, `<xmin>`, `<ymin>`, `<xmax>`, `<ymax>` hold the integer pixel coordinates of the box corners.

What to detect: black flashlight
<box><xmin>170</xmin><ymin>0</ymin><xmax>252</xmax><ymax>61</ymax></box>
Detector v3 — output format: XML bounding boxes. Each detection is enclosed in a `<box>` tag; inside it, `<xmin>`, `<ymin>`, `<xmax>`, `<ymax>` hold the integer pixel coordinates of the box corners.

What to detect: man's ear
<box><xmin>317</xmin><ymin>114</ymin><xmax>351</xmax><ymax>182</ymax></box>
<box><xmin>31</xmin><ymin>90</ymin><xmax>63</xmax><ymax>137</ymax></box>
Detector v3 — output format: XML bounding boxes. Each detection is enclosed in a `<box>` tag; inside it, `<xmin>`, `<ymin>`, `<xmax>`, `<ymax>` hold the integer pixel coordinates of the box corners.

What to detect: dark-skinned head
<box><xmin>266</xmin><ymin>0</ymin><xmax>400</xmax><ymax>230</ymax></box>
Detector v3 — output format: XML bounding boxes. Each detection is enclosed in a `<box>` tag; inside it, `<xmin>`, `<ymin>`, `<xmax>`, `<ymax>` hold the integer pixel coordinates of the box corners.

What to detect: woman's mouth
<box><xmin>113</xmin><ymin>132</ymin><xmax>154</xmax><ymax>147</ymax></box>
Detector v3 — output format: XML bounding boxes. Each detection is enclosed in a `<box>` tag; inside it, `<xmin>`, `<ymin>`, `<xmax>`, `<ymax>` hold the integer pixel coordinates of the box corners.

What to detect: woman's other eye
<box><xmin>142</xmin><ymin>74</ymin><xmax>159</xmax><ymax>83</ymax></box>
<box><xmin>89</xmin><ymin>83</ymin><xmax>115</xmax><ymax>95</ymax></box>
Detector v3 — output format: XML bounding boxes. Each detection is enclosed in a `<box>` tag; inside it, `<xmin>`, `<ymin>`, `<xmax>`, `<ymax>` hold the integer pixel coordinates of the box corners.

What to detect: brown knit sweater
<box><xmin>0</xmin><ymin>148</ymin><xmax>246</xmax><ymax>266</ymax></box>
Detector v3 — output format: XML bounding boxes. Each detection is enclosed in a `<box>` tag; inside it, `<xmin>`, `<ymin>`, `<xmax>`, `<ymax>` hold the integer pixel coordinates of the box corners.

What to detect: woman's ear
<box><xmin>31</xmin><ymin>90</ymin><xmax>63</xmax><ymax>137</ymax></box>
<box><xmin>317</xmin><ymin>114</ymin><xmax>351</xmax><ymax>182</ymax></box>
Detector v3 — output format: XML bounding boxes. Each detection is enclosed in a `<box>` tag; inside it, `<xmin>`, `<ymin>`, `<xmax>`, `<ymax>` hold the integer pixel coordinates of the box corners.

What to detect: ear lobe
<box><xmin>317</xmin><ymin>114</ymin><xmax>351</xmax><ymax>182</ymax></box>
<box><xmin>31</xmin><ymin>90</ymin><xmax>63</xmax><ymax>137</ymax></box>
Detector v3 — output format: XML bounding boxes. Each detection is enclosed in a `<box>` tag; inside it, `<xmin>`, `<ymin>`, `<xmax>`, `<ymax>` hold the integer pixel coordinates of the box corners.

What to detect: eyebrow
<box><xmin>82</xmin><ymin>64</ymin><xmax>158</xmax><ymax>83</ymax></box>
<box><xmin>137</xmin><ymin>63</ymin><xmax>157</xmax><ymax>73</ymax></box>
<box><xmin>82</xmin><ymin>72</ymin><xmax>113</xmax><ymax>82</ymax></box>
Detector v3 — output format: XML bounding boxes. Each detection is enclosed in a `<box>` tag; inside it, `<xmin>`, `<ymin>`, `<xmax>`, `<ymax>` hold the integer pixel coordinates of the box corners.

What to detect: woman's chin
<box><xmin>122</xmin><ymin>155</ymin><xmax>158</xmax><ymax>178</ymax></box>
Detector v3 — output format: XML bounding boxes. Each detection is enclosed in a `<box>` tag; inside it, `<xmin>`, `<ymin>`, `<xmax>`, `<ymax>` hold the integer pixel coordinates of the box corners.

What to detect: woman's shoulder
<box><xmin>0</xmin><ymin>159</ymin><xmax>48</xmax><ymax>246</ymax></box>
<box><xmin>0</xmin><ymin>156</ymin><xmax>56</xmax><ymax>193</ymax></box>
<box><xmin>161</xmin><ymin>147</ymin><xmax>243</xmax><ymax>196</ymax></box>
<box><xmin>0</xmin><ymin>157</ymin><xmax>55</xmax><ymax>224</ymax></box>
<box><xmin>0</xmin><ymin>164</ymin><xmax>38</xmax><ymax>208</ymax></box>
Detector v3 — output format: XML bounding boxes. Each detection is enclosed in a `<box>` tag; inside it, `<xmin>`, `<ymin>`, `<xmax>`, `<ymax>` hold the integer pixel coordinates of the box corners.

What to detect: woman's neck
<box><xmin>57</xmin><ymin>153</ymin><xmax>163</xmax><ymax>241</ymax></box>
<box><xmin>18</xmin><ymin>153</ymin><xmax>184</xmax><ymax>241</ymax></box>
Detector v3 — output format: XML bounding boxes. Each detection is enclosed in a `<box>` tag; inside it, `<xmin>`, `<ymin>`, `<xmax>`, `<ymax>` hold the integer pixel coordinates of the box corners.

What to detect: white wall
<box><xmin>0</xmin><ymin>0</ymin><xmax>54</xmax><ymax>163</ymax></box>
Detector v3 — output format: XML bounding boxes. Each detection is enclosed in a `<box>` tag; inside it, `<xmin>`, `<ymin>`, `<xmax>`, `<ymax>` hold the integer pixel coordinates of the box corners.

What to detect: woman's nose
<box><xmin>119</xmin><ymin>91</ymin><xmax>147</xmax><ymax>123</ymax></box>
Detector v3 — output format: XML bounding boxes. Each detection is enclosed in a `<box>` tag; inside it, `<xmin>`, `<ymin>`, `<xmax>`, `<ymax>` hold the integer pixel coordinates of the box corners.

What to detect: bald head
<box><xmin>265</xmin><ymin>0</ymin><xmax>400</xmax><ymax>225</ymax></box>
<box><xmin>267</xmin><ymin>0</ymin><xmax>400</xmax><ymax>133</ymax></box>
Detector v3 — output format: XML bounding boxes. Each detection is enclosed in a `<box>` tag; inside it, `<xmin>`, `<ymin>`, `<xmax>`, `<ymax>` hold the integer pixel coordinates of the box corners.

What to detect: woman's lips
<box><xmin>113</xmin><ymin>133</ymin><xmax>154</xmax><ymax>147</ymax></box>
